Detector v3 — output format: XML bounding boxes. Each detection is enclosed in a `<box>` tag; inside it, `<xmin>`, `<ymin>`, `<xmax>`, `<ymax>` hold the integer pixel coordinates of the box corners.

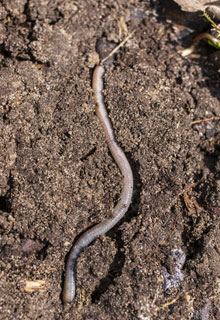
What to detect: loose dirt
<box><xmin>0</xmin><ymin>1</ymin><xmax>219</xmax><ymax>319</ymax></box>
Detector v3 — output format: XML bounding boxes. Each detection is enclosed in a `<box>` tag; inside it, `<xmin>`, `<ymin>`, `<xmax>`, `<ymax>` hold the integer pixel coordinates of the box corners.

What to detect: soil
<box><xmin>0</xmin><ymin>1</ymin><xmax>219</xmax><ymax>319</ymax></box>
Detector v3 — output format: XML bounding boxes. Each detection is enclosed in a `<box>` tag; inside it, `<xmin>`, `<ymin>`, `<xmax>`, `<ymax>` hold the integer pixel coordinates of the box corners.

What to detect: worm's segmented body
<box><xmin>62</xmin><ymin>65</ymin><xmax>133</xmax><ymax>303</ymax></box>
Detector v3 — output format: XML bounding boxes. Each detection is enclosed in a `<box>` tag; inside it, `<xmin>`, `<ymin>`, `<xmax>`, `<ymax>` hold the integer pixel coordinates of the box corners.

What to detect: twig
<box><xmin>192</xmin><ymin>116</ymin><xmax>220</xmax><ymax>125</ymax></box>
<box><xmin>101</xmin><ymin>31</ymin><xmax>135</xmax><ymax>64</ymax></box>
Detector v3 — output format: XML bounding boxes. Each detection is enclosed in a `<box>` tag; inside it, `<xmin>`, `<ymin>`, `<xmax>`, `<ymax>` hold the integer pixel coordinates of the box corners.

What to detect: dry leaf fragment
<box><xmin>173</xmin><ymin>0</ymin><xmax>216</xmax><ymax>12</ymax></box>
<box><xmin>24</xmin><ymin>280</ymin><xmax>46</xmax><ymax>293</ymax></box>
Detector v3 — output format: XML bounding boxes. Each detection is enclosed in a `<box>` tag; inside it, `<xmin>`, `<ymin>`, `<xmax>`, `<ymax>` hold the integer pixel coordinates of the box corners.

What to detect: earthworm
<box><xmin>62</xmin><ymin>65</ymin><xmax>133</xmax><ymax>303</ymax></box>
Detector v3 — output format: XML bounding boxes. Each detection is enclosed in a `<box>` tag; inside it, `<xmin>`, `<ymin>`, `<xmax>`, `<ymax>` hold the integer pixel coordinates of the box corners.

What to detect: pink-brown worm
<box><xmin>62</xmin><ymin>65</ymin><xmax>133</xmax><ymax>303</ymax></box>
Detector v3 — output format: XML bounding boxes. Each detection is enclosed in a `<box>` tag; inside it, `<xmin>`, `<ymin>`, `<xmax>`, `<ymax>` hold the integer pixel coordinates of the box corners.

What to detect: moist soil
<box><xmin>0</xmin><ymin>1</ymin><xmax>219</xmax><ymax>319</ymax></box>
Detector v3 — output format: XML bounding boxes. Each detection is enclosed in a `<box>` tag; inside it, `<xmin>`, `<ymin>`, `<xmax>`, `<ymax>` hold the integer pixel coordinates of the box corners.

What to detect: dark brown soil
<box><xmin>0</xmin><ymin>1</ymin><xmax>219</xmax><ymax>319</ymax></box>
